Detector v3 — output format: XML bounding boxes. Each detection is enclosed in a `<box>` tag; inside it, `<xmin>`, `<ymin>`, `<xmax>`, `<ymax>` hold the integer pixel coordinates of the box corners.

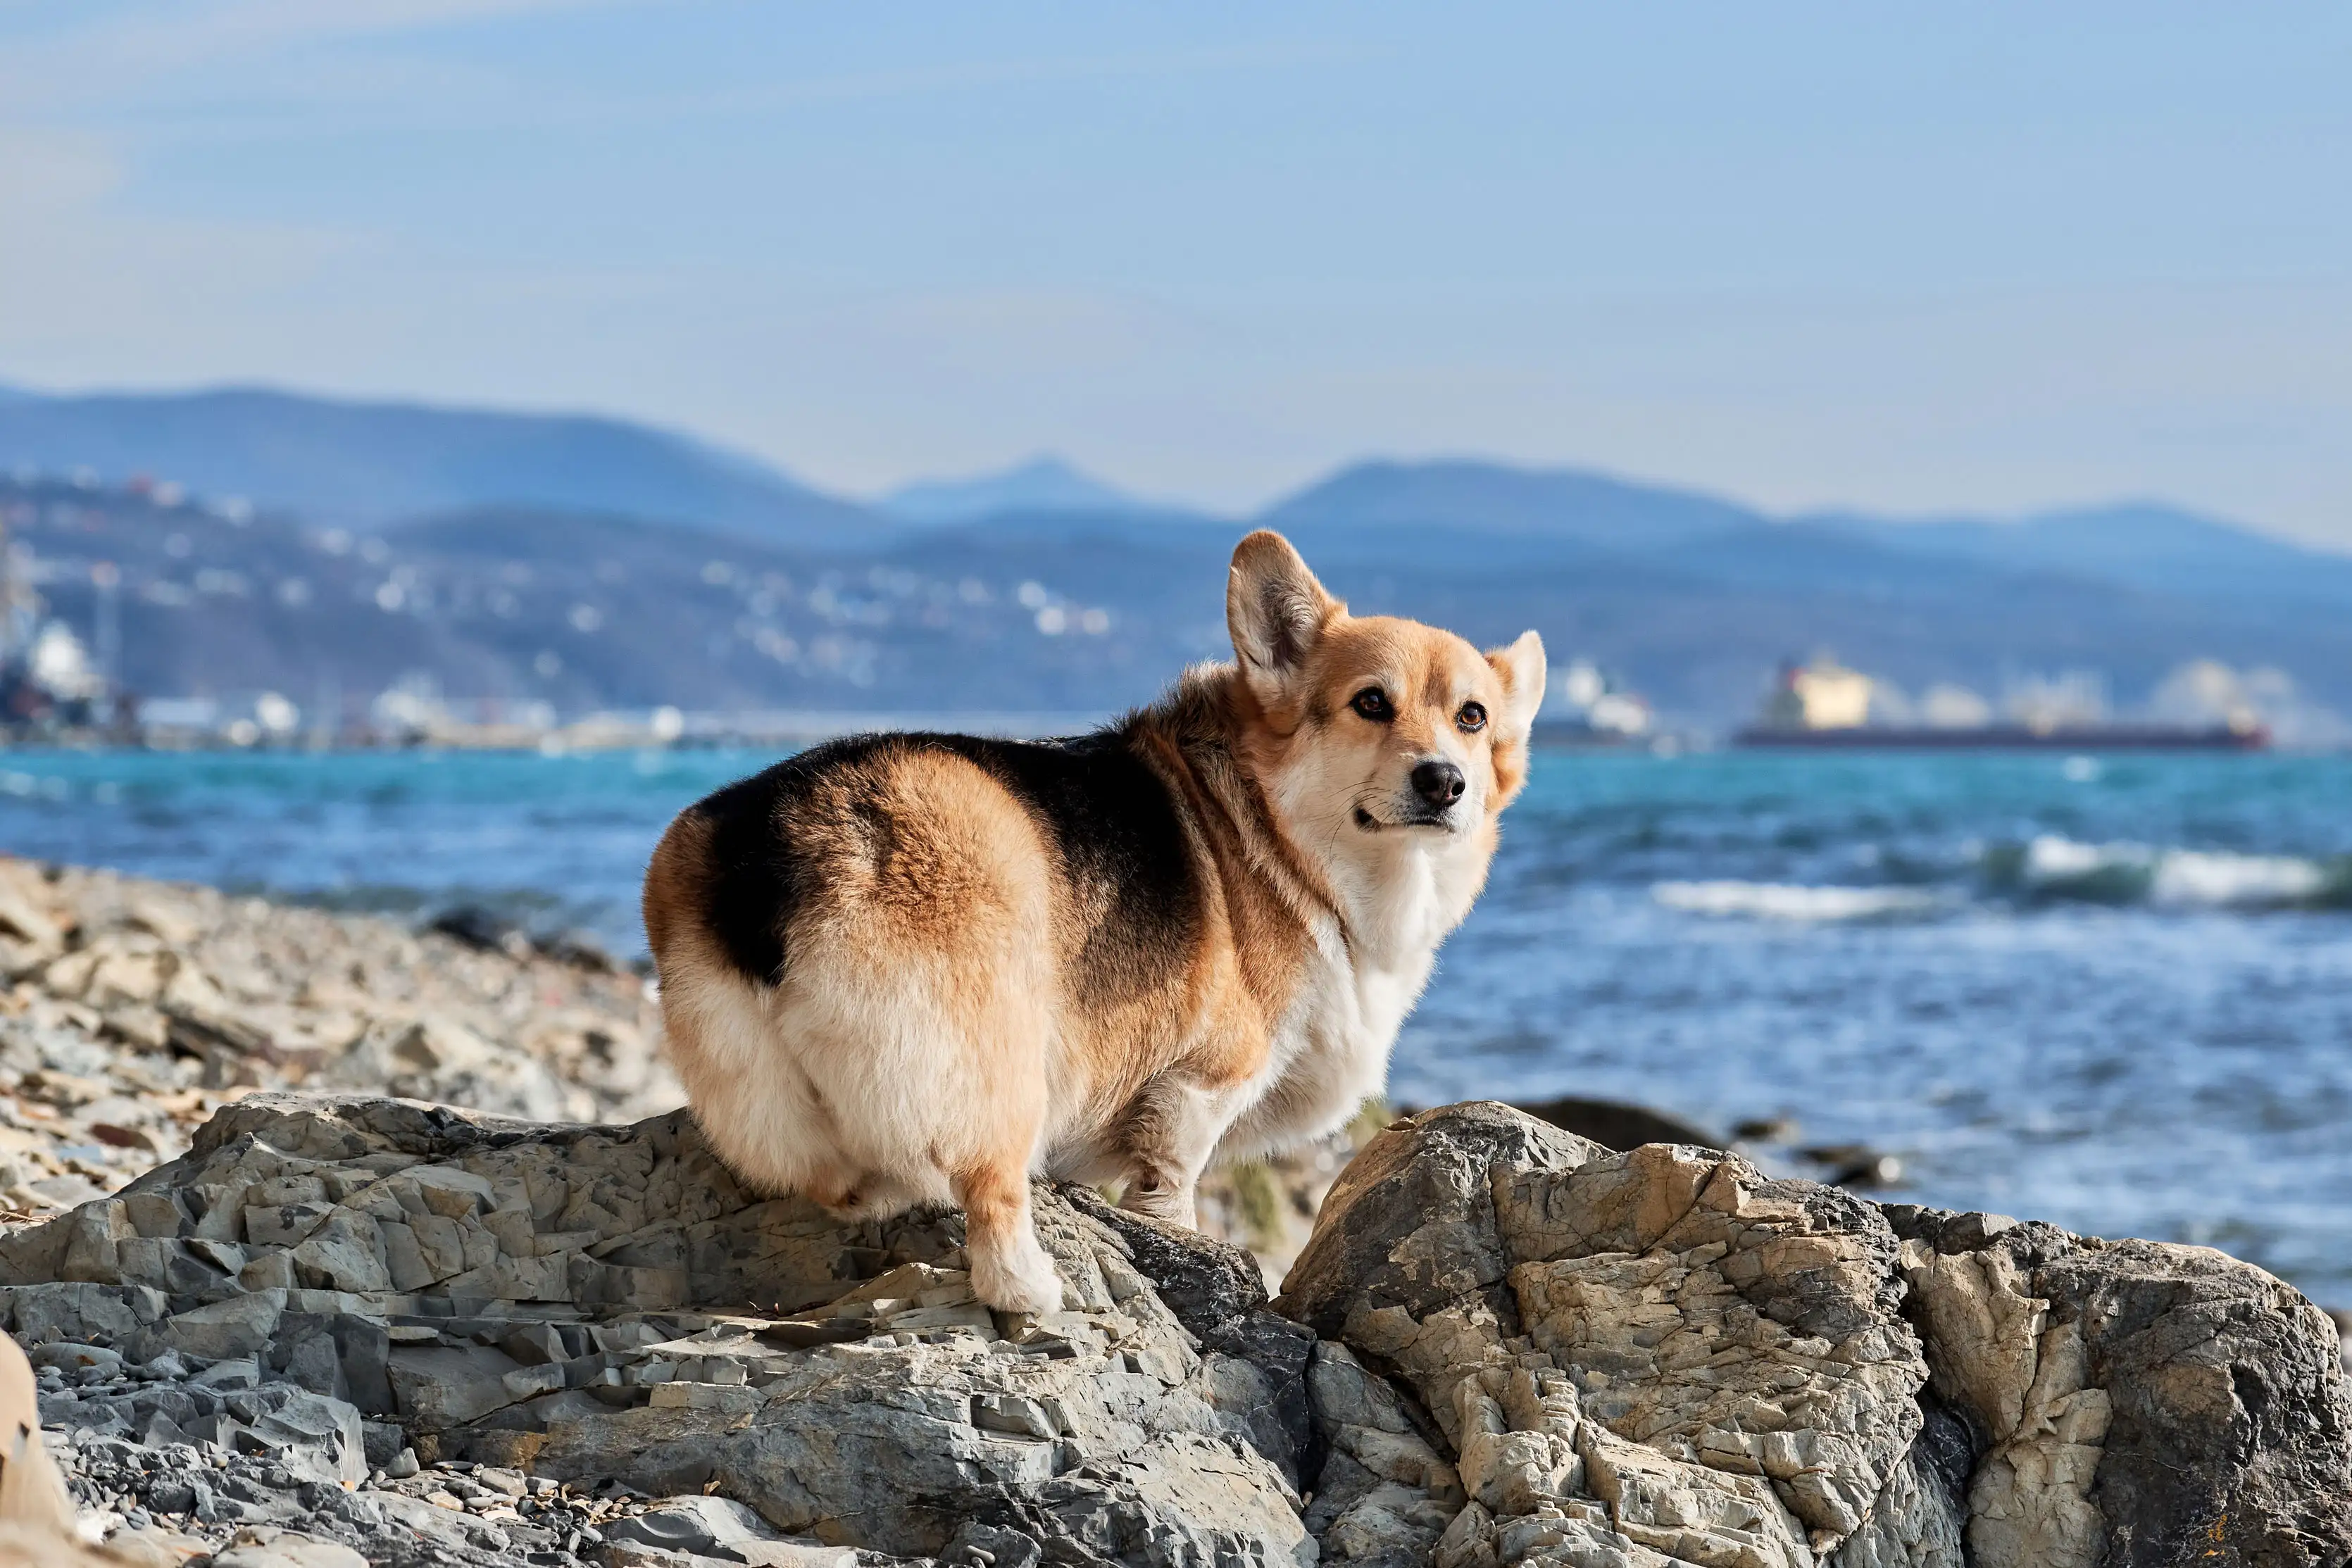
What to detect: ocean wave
<box><xmin>1653</xmin><ymin>841</ymin><xmax>2352</xmax><ymax>922</ymax></box>
<box><xmin>1987</xmin><ymin>835</ymin><xmax>2352</xmax><ymax>910</ymax></box>
<box><xmin>1651</xmin><ymin>881</ymin><xmax>1949</xmax><ymax>922</ymax></box>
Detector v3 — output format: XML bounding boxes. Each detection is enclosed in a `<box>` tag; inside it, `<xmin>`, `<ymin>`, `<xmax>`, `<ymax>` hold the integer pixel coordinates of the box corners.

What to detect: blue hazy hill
<box><xmin>0</xmin><ymin>384</ymin><xmax>880</xmax><ymax>548</ymax></box>
<box><xmin>1268</xmin><ymin>463</ymin><xmax>2352</xmax><ymax>608</ymax></box>
<box><xmin>880</xmin><ymin>456</ymin><xmax>1178</xmax><ymax>525</ymax></box>
<box><xmin>1829</xmin><ymin>503</ymin><xmax>2352</xmax><ymax>612</ymax></box>
<box><xmin>1259</xmin><ymin>459</ymin><xmax>1762</xmax><ymax>551</ymax></box>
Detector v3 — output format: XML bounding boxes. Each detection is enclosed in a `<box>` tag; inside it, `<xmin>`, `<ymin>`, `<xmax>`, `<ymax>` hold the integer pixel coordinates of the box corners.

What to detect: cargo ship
<box><xmin>1735</xmin><ymin>720</ymin><xmax>2267</xmax><ymax>751</ymax></box>
<box><xmin>1732</xmin><ymin>658</ymin><xmax>2269</xmax><ymax>752</ymax></box>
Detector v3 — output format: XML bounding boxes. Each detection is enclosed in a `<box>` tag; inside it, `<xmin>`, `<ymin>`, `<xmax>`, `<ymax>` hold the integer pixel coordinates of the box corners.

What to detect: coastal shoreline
<box><xmin>0</xmin><ymin>853</ymin><xmax>2344</xmax><ymax>1564</ymax></box>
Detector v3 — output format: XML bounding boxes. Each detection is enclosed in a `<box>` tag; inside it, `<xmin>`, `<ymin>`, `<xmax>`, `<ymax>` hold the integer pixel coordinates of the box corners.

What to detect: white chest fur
<box><xmin>1226</xmin><ymin>834</ymin><xmax>1482</xmax><ymax>1155</ymax></box>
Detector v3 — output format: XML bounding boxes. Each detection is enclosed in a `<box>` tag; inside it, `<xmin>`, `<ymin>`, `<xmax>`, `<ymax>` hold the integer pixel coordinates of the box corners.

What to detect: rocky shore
<box><xmin>0</xmin><ymin>859</ymin><xmax>2348</xmax><ymax>1567</ymax></box>
<box><xmin>0</xmin><ymin>858</ymin><xmax>1330</xmax><ymax>1281</ymax></box>
<box><xmin>0</xmin><ymin>858</ymin><xmax>682</xmax><ymax>1213</ymax></box>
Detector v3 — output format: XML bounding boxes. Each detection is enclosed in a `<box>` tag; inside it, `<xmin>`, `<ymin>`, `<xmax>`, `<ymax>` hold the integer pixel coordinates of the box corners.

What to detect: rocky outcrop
<box><xmin>1887</xmin><ymin>1205</ymin><xmax>2352</xmax><ymax>1568</ymax></box>
<box><xmin>4</xmin><ymin>1089</ymin><xmax>2348</xmax><ymax>1567</ymax></box>
<box><xmin>1281</xmin><ymin>1103</ymin><xmax>2352</xmax><ymax>1568</ymax></box>
<box><xmin>1</xmin><ymin>1093</ymin><xmax>1319</xmax><ymax>1567</ymax></box>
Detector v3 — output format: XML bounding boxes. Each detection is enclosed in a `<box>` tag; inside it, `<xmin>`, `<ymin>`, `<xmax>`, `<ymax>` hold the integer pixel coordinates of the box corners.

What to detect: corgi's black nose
<box><xmin>1410</xmin><ymin>760</ymin><xmax>1465</xmax><ymax>810</ymax></box>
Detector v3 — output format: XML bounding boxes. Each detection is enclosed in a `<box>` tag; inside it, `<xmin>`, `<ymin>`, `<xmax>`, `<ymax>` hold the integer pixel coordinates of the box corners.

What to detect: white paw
<box><xmin>970</xmin><ymin>1227</ymin><xmax>1065</xmax><ymax>1316</ymax></box>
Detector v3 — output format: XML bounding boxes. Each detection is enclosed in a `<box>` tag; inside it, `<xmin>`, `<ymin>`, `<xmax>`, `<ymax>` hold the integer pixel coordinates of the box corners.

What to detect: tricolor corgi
<box><xmin>643</xmin><ymin>531</ymin><xmax>1543</xmax><ymax>1312</ymax></box>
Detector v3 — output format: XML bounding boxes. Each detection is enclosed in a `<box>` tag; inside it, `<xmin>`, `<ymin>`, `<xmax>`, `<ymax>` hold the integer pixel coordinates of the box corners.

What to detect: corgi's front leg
<box><xmin>1116</xmin><ymin>1071</ymin><xmax>1251</xmax><ymax>1231</ymax></box>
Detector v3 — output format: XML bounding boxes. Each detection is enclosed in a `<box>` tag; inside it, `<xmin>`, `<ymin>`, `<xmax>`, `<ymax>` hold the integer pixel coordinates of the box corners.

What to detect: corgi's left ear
<box><xmin>1487</xmin><ymin>631</ymin><xmax>1546</xmax><ymax>739</ymax></box>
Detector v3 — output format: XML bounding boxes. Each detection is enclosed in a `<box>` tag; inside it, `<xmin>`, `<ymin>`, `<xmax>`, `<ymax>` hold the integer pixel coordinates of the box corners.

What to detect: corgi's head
<box><xmin>1225</xmin><ymin>529</ymin><xmax>1544</xmax><ymax>872</ymax></box>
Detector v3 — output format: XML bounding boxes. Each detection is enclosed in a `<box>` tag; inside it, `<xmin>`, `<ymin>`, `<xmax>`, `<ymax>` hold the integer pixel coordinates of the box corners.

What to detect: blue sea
<box><xmin>2</xmin><ymin>744</ymin><xmax>2348</xmax><ymax>1305</ymax></box>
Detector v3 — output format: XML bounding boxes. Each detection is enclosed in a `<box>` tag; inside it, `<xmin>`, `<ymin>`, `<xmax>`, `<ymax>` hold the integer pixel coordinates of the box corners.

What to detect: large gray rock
<box><xmin>1303</xmin><ymin>1341</ymin><xmax>1465</xmax><ymax>1568</ymax></box>
<box><xmin>1285</xmin><ymin>1105</ymin><xmax>1941</xmax><ymax>1567</ymax></box>
<box><xmin>1282</xmin><ymin>1103</ymin><xmax>2352</xmax><ymax>1568</ymax></box>
<box><xmin>2</xmin><ymin>1093</ymin><xmax>1317</xmax><ymax>1568</ymax></box>
<box><xmin>12</xmin><ymin>1091</ymin><xmax>2348</xmax><ymax>1568</ymax></box>
<box><xmin>1886</xmin><ymin>1205</ymin><xmax>2352</xmax><ymax>1568</ymax></box>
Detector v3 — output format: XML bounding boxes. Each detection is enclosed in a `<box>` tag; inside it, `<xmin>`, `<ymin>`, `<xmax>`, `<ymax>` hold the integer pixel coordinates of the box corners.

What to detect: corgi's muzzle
<box><xmin>1354</xmin><ymin>758</ymin><xmax>1470</xmax><ymax>832</ymax></box>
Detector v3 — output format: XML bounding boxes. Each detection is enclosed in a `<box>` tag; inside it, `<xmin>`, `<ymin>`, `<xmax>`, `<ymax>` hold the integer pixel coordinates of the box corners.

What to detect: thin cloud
<box><xmin>0</xmin><ymin>0</ymin><xmax>610</xmax><ymax>109</ymax></box>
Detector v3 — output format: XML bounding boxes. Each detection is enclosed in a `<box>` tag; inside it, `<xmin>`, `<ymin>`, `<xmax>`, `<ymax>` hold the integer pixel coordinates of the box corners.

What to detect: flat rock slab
<box><xmin>211</xmin><ymin>1529</ymin><xmax>372</xmax><ymax>1568</ymax></box>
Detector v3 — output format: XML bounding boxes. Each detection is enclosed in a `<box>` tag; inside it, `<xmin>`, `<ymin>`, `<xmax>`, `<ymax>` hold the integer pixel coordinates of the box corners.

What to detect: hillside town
<box><xmin>4</xmin><ymin>470</ymin><xmax>2344</xmax><ymax>753</ymax></box>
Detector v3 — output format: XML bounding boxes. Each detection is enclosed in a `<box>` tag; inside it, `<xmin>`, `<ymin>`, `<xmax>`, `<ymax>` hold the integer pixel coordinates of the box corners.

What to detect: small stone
<box><xmin>27</xmin><ymin>1341</ymin><xmax>122</xmax><ymax>1376</ymax></box>
<box><xmin>500</xmin><ymin>1322</ymin><xmax>568</xmax><ymax>1366</ymax></box>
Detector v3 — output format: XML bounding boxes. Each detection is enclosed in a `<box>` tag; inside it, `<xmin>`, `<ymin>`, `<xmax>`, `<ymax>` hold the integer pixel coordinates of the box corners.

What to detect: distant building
<box><xmin>1761</xmin><ymin>657</ymin><xmax>1872</xmax><ymax>731</ymax></box>
<box><xmin>1540</xmin><ymin>658</ymin><xmax>1652</xmax><ymax>739</ymax></box>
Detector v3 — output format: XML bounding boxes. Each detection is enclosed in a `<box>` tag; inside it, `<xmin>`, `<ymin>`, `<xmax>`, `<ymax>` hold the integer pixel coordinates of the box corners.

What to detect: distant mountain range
<box><xmin>880</xmin><ymin>456</ymin><xmax>1175</xmax><ymax>525</ymax></box>
<box><xmin>0</xmin><ymin>384</ymin><xmax>875</xmax><ymax>547</ymax></box>
<box><xmin>4</xmin><ymin>381</ymin><xmax>2349</xmax><ymax>732</ymax></box>
<box><xmin>1828</xmin><ymin>503</ymin><xmax>2352</xmax><ymax>611</ymax></box>
<box><xmin>1263</xmin><ymin>460</ymin><xmax>1759</xmax><ymax>551</ymax></box>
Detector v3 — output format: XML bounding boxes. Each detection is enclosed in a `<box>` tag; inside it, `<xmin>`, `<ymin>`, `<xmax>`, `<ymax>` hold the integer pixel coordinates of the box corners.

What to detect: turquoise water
<box><xmin>3</xmin><ymin>744</ymin><xmax>2348</xmax><ymax>1303</ymax></box>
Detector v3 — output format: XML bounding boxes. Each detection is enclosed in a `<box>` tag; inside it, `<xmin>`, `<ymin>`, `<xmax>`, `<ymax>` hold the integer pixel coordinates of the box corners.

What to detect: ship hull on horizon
<box><xmin>1732</xmin><ymin>722</ymin><xmax>2269</xmax><ymax>752</ymax></box>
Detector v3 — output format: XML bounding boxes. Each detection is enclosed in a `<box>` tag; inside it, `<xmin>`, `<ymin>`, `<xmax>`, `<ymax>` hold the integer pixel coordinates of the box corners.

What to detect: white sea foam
<box><xmin>2150</xmin><ymin>850</ymin><xmax>2329</xmax><ymax>907</ymax></box>
<box><xmin>1652</xmin><ymin>880</ymin><xmax>1946</xmax><ymax>922</ymax></box>
<box><xmin>2018</xmin><ymin>834</ymin><xmax>2332</xmax><ymax>908</ymax></box>
<box><xmin>2020</xmin><ymin>834</ymin><xmax>2115</xmax><ymax>882</ymax></box>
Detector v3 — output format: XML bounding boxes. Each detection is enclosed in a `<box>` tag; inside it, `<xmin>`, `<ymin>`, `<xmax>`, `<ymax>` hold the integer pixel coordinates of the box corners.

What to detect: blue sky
<box><xmin>3</xmin><ymin>4</ymin><xmax>2348</xmax><ymax>541</ymax></box>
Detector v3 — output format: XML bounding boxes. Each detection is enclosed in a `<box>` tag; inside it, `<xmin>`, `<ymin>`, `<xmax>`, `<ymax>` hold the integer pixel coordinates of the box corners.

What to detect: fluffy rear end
<box><xmin>644</xmin><ymin>742</ymin><xmax>1065</xmax><ymax>1312</ymax></box>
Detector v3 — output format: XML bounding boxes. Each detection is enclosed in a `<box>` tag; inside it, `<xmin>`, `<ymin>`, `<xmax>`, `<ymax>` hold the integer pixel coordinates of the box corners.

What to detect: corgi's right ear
<box><xmin>1227</xmin><ymin>530</ymin><xmax>1339</xmax><ymax>709</ymax></box>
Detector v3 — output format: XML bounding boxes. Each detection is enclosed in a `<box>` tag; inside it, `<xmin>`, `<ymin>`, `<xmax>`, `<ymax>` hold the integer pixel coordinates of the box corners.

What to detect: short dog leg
<box><xmin>807</xmin><ymin>1169</ymin><xmax>925</xmax><ymax>1225</ymax></box>
<box><xmin>1119</xmin><ymin>1074</ymin><xmax>1239</xmax><ymax>1231</ymax></box>
<box><xmin>957</xmin><ymin>1158</ymin><xmax>1063</xmax><ymax>1316</ymax></box>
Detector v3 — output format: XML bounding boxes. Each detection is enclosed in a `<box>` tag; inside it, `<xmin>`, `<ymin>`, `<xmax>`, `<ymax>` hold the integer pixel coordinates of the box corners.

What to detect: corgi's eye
<box><xmin>1349</xmin><ymin>688</ymin><xmax>1392</xmax><ymax>722</ymax></box>
<box><xmin>1456</xmin><ymin>701</ymin><xmax>1488</xmax><ymax>733</ymax></box>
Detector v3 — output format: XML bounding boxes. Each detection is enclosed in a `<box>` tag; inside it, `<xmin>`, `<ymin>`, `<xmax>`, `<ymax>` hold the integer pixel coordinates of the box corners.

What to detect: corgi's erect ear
<box><xmin>1487</xmin><ymin>630</ymin><xmax>1546</xmax><ymax>739</ymax></box>
<box><xmin>1227</xmin><ymin>530</ymin><xmax>1339</xmax><ymax>707</ymax></box>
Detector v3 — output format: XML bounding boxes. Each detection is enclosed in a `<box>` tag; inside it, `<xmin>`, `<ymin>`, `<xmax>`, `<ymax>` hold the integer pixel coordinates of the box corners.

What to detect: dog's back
<box><xmin>644</xmin><ymin>728</ymin><xmax>1230</xmax><ymax>1312</ymax></box>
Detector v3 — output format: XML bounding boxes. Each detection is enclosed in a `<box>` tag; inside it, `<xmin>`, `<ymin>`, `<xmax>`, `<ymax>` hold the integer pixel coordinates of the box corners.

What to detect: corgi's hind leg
<box><xmin>950</xmin><ymin>1005</ymin><xmax>1060</xmax><ymax>1315</ymax></box>
<box><xmin>956</xmin><ymin>1152</ymin><xmax>1063</xmax><ymax>1315</ymax></box>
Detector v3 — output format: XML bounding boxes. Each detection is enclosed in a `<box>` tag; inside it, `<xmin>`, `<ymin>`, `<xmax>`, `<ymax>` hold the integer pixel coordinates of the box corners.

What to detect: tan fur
<box><xmin>644</xmin><ymin>530</ymin><xmax>1543</xmax><ymax>1312</ymax></box>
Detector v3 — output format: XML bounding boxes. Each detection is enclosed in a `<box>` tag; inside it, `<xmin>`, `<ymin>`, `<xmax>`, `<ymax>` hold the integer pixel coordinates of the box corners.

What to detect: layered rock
<box><xmin>4</xmin><ymin>1089</ymin><xmax>2348</xmax><ymax>1567</ymax></box>
<box><xmin>1888</xmin><ymin>1205</ymin><xmax>2352</xmax><ymax>1568</ymax></box>
<box><xmin>1</xmin><ymin>1093</ymin><xmax>1318</xmax><ymax>1566</ymax></box>
<box><xmin>1281</xmin><ymin>1103</ymin><xmax>2352</xmax><ymax>1568</ymax></box>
